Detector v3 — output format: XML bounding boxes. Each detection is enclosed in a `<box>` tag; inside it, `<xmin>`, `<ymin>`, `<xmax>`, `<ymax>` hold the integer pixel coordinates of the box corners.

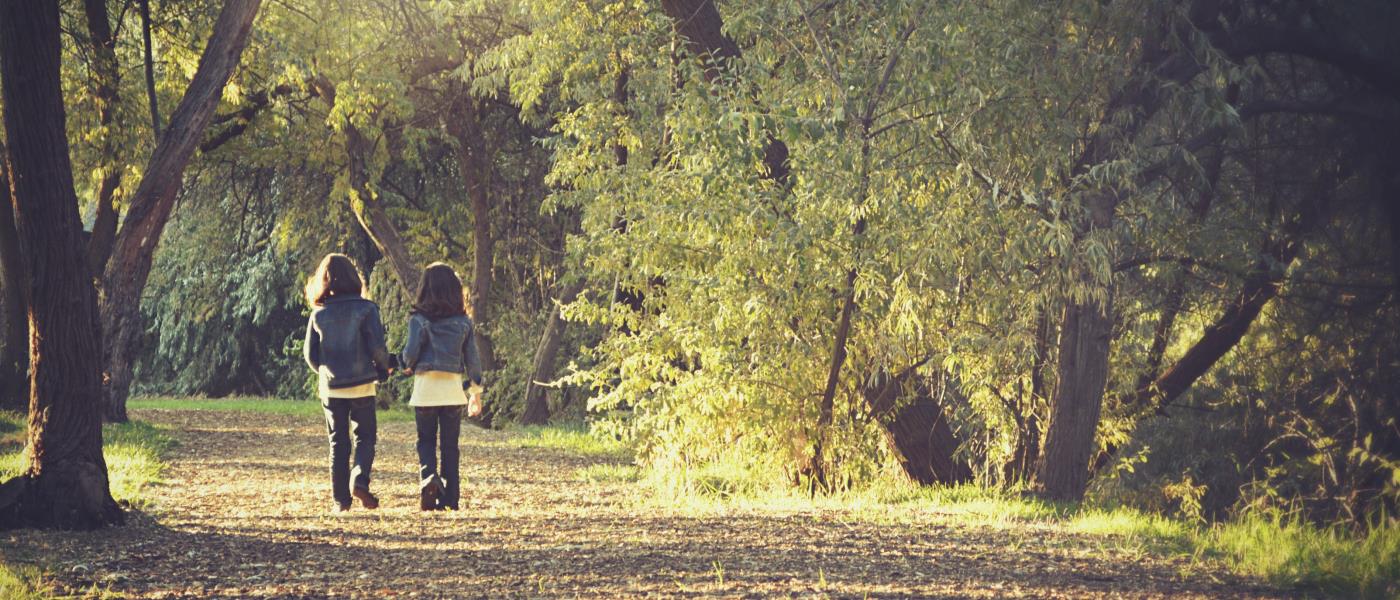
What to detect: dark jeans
<box><xmin>415</xmin><ymin>405</ymin><xmax>462</xmax><ymax>509</ymax></box>
<box><xmin>322</xmin><ymin>396</ymin><xmax>377</xmax><ymax>505</ymax></box>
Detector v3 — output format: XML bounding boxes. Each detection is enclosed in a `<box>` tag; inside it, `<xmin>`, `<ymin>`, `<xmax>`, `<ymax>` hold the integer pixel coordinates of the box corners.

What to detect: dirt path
<box><xmin>3</xmin><ymin>409</ymin><xmax>1289</xmax><ymax>598</ymax></box>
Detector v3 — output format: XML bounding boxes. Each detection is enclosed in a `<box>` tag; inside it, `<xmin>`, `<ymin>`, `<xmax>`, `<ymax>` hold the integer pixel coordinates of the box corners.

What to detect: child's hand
<box><xmin>401</xmin><ymin>367</ymin><xmax>413</xmax><ymax>376</ymax></box>
<box><xmin>467</xmin><ymin>390</ymin><xmax>483</xmax><ymax>418</ymax></box>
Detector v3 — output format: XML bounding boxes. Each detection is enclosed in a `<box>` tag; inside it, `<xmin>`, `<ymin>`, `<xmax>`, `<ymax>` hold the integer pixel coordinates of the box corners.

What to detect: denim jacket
<box><xmin>401</xmin><ymin>313</ymin><xmax>483</xmax><ymax>386</ymax></box>
<box><xmin>303</xmin><ymin>296</ymin><xmax>392</xmax><ymax>389</ymax></box>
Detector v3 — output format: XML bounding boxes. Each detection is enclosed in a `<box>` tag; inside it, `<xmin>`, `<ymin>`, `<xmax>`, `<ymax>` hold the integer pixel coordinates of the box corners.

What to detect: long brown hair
<box><xmin>304</xmin><ymin>253</ymin><xmax>365</xmax><ymax>307</ymax></box>
<box><xmin>412</xmin><ymin>262</ymin><xmax>469</xmax><ymax>320</ymax></box>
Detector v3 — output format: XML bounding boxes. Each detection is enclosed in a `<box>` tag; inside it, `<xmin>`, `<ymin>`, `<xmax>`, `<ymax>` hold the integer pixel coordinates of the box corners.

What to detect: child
<box><xmin>400</xmin><ymin>262</ymin><xmax>484</xmax><ymax>511</ymax></box>
<box><xmin>302</xmin><ymin>253</ymin><xmax>392</xmax><ymax>512</ymax></box>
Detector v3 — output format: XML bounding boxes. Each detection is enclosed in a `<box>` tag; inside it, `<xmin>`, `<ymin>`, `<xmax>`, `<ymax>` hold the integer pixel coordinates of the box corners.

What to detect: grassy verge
<box><xmin>1</xmin><ymin>410</ymin><xmax>175</xmax><ymax>599</ymax></box>
<box><xmin>506</xmin><ymin>423</ymin><xmax>630</xmax><ymax>460</ymax></box>
<box><xmin>651</xmin><ymin>466</ymin><xmax>1397</xmax><ymax>599</ymax></box>
<box><xmin>131</xmin><ymin>395</ymin><xmax>415</xmax><ymax>422</ymax></box>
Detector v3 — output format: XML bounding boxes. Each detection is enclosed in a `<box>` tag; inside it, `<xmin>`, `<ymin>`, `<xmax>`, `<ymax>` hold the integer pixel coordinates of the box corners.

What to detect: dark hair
<box><xmin>412</xmin><ymin>262</ymin><xmax>469</xmax><ymax>320</ymax></box>
<box><xmin>304</xmin><ymin>253</ymin><xmax>365</xmax><ymax>307</ymax></box>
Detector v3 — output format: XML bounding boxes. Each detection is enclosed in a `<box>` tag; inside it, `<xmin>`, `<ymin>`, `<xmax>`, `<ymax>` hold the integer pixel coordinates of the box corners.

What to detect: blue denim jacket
<box><xmin>401</xmin><ymin>313</ymin><xmax>483</xmax><ymax>386</ymax></box>
<box><xmin>303</xmin><ymin>296</ymin><xmax>392</xmax><ymax>389</ymax></box>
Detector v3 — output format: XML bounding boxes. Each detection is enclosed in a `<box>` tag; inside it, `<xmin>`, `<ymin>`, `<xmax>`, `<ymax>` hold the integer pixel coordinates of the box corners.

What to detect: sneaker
<box><xmin>352</xmin><ymin>486</ymin><xmax>380</xmax><ymax>510</ymax></box>
<box><xmin>420</xmin><ymin>475</ymin><xmax>443</xmax><ymax>511</ymax></box>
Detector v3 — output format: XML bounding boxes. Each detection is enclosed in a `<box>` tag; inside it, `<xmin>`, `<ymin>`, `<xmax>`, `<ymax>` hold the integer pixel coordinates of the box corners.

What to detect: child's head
<box><xmin>305</xmin><ymin>253</ymin><xmax>365</xmax><ymax>307</ymax></box>
<box><xmin>413</xmin><ymin>262</ymin><xmax>469</xmax><ymax>319</ymax></box>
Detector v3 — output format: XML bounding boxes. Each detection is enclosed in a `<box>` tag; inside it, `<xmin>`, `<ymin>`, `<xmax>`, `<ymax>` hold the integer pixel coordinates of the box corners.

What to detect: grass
<box><xmin>1</xmin><ymin>410</ymin><xmax>174</xmax><ymax>599</ymax></box>
<box><xmin>576</xmin><ymin>463</ymin><xmax>642</xmax><ymax>483</ymax></box>
<box><xmin>642</xmin><ymin>464</ymin><xmax>1398</xmax><ymax>599</ymax></box>
<box><xmin>507</xmin><ymin>422</ymin><xmax>630</xmax><ymax>460</ymax></box>
<box><xmin>0</xmin><ymin>563</ymin><xmax>51</xmax><ymax>600</ymax></box>
<box><xmin>131</xmin><ymin>395</ymin><xmax>416</xmax><ymax>422</ymax></box>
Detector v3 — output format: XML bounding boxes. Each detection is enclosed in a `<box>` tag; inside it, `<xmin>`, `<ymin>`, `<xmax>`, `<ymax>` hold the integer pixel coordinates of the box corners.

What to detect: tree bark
<box><xmin>308</xmin><ymin>76</ymin><xmax>422</xmax><ymax>298</ymax></box>
<box><xmin>82</xmin><ymin>0</ymin><xmax>125</xmax><ymax>275</ymax></box>
<box><xmin>100</xmin><ymin>0</ymin><xmax>263</xmax><ymax>423</ymax></box>
<box><xmin>0</xmin><ymin>0</ymin><xmax>122</xmax><ymax>529</ymax></box>
<box><xmin>445</xmin><ymin>95</ymin><xmax>498</xmax><ymax>371</ymax></box>
<box><xmin>1006</xmin><ymin>309</ymin><xmax>1050</xmax><ymax>483</ymax></box>
<box><xmin>0</xmin><ymin>142</ymin><xmax>29</xmax><ymax>413</ymax></box>
<box><xmin>520</xmin><ymin>282</ymin><xmax>583</xmax><ymax>425</ymax></box>
<box><xmin>863</xmin><ymin>368</ymin><xmax>971</xmax><ymax>485</ymax></box>
<box><xmin>1036</xmin><ymin>290</ymin><xmax>1115</xmax><ymax>501</ymax></box>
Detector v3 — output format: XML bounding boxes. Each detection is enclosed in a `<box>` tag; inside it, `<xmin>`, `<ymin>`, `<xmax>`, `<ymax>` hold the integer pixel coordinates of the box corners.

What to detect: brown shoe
<box><xmin>352</xmin><ymin>486</ymin><xmax>379</xmax><ymax>509</ymax></box>
<box><xmin>420</xmin><ymin>476</ymin><xmax>443</xmax><ymax>511</ymax></box>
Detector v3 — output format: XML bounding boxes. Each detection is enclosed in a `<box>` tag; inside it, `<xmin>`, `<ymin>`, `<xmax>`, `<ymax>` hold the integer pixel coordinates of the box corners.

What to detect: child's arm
<box><xmin>401</xmin><ymin>315</ymin><xmax>425</xmax><ymax>372</ymax></box>
<box><xmin>303</xmin><ymin>314</ymin><xmax>320</xmax><ymax>371</ymax></box>
<box><xmin>363</xmin><ymin>304</ymin><xmax>393</xmax><ymax>381</ymax></box>
<box><xmin>462</xmin><ymin>319</ymin><xmax>483</xmax><ymax>387</ymax></box>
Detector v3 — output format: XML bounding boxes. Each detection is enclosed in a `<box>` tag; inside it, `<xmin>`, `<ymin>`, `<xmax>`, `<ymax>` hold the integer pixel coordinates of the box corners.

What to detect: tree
<box><xmin>0</xmin><ymin>0</ymin><xmax>122</xmax><ymax>529</ymax></box>
<box><xmin>101</xmin><ymin>0</ymin><xmax>264</xmax><ymax>422</ymax></box>
<box><xmin>0</xmin><ymin>140</ymin><xmax>28</xmax><ymax>413</ymax></box>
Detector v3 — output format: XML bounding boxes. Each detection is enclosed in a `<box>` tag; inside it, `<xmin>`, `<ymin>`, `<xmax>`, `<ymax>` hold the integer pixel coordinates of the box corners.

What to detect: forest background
<box><xmin>0</xmin><ymin>0</ymin><xmax>1397</xmax><ymax>562</ymax></box>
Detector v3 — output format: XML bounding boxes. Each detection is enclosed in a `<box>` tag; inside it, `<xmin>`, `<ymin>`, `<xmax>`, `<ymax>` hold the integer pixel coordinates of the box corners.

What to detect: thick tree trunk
<box><xmin>0</xmin><ymin>144</ymin><xmax>29</xmax><ymax>413</ymax></box>
<box><xmin>445</xmin><ymin>96</ymin><xmax>498</xmax><ymax>371</ymax></box>
<box><xmin>100</xmin><ymin>0</ymin><xmax>263</xmax><ymax>423</ymax></box>
<box><xmin>1036</xmin><ymin>293</ymin><xmax>1115</xmax><ymax>501</ymax></box>
<box><xmin>0</xmin><ymin>0</ymin><xmax>122</xmax><ymax>529</ymax></box>
<box><xmin>863</xmin><ymin>369</ymin><xmax>971</xmax><ymax>485</ymax></box>
<box><xmin>520</xmin><ymin>282</ymin><xmax>583</xmax><ymax>426</ymax></box>
<box><xmin>82</xmin><ymin>0</ymin><xmax>124</xmax><ymax>275</ymax></box>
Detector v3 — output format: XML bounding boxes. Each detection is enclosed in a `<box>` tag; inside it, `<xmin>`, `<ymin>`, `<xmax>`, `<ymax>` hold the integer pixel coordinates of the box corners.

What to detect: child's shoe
<box><xmin>352</xmin><ymin>486</ymin><xmax>380</xmax><ymax>509</ymax></box>
<box><xmin>420</xmin><ymin>475</ymin><xmax>443</xmax><ymax>511</ymax></box>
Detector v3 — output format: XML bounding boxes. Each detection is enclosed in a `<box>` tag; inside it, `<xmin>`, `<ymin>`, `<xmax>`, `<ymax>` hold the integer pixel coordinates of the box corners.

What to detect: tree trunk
<box><xmin>309</xmin><ymin>76</ymin><xmax>422</xmax><ymax>298</ymax></box>
<box><xmin>0</xmin><ymin>0</ymin><xmax>123</xmax><ymax>529</ymax></box>
<box><xmin>81</xmin><ymin>0</ymin><xmax>124</xmax><ymax>275</ymax></box>
<box><xmin>520</xmin><ymin>282</ymin><xmax>583</xmax><ymax>425</ymax></box>
<box><xmin>1035</xmin><ymin>293</ymin><xmax>1115</xmax><ymax>501</ymax></box>
<box><xmin>1007</xmin><ymin>308</ymin><xmax>1050</xmax><ymax>483</ymax></box>
<box><xmin>0</xmin><ymin>143</ymin><xmax>29</xmax><ymax>413</ymax></box>
<box><xmin>100</xmin><ymin>0</ymin><xmax>263</xmax><ymax>423</ymax></box>
<box><xmin>863</xmin><ymin>368</ymin><xmax>971</xmax><ymax>485</ymax></box>
<box><xmin>345</xmin><ymin>124</ymin><xmax>420</xmax><ymax>295</ymax></box>
<box><xmin>445</xmin><ymin>95</ymin><xmax>498</xmax><ymax>371</ymax></box>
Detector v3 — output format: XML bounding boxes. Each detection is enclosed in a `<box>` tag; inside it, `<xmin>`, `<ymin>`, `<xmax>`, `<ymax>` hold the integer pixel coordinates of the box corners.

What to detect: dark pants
<box><xmin>322</xmin><ymin>396</ymin><xmax>377</xmax><ymax>505</ymax></box>
<box><xmin>415</xmin><ymin>405</ymin><xmax>462</xmax><ymax>509</ymax></box>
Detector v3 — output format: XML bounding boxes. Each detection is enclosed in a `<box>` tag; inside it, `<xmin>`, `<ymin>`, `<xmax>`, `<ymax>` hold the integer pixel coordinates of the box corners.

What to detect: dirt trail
<box><xmin>3</xmin><ymin>409</ymin><xmax>1288</xmax><ymax>598</ymax></box>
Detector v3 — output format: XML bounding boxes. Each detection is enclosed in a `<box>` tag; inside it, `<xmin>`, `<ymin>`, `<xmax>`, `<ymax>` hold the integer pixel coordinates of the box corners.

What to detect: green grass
<box><xmin>642</xmin><ymin>463</ymin><xmax>1398</xmax><ymax>598</ymax></box>
<box><xmin>131</xmin><ymin>395</ymin><xmax>415</xmax><ymax>422</ymax></box>
<box><xmin>507</xmin><ymin>423</ymin><xmax>630</xmax><ymax>460</ymax></box>
<box><xmin>576</xmin><ymin>463</ymin><xmax>642</xmax><ymax>483</ymax></box>
<box><xmin>0</xmin><ymin>563</ymin><xmax>51</xmax><ymax>600</ymax></box>
<box><xmin>1</xmin><ymin>411</ymin><xmax>174</xmax><ymax>507</ymax></box>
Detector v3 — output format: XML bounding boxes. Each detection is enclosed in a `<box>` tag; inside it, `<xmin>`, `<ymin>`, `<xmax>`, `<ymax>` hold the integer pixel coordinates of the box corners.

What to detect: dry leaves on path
<box><xmin>1</xmin><ymin>409</ymin><xmax>1291</xmax><ymax>599</ymax></box>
